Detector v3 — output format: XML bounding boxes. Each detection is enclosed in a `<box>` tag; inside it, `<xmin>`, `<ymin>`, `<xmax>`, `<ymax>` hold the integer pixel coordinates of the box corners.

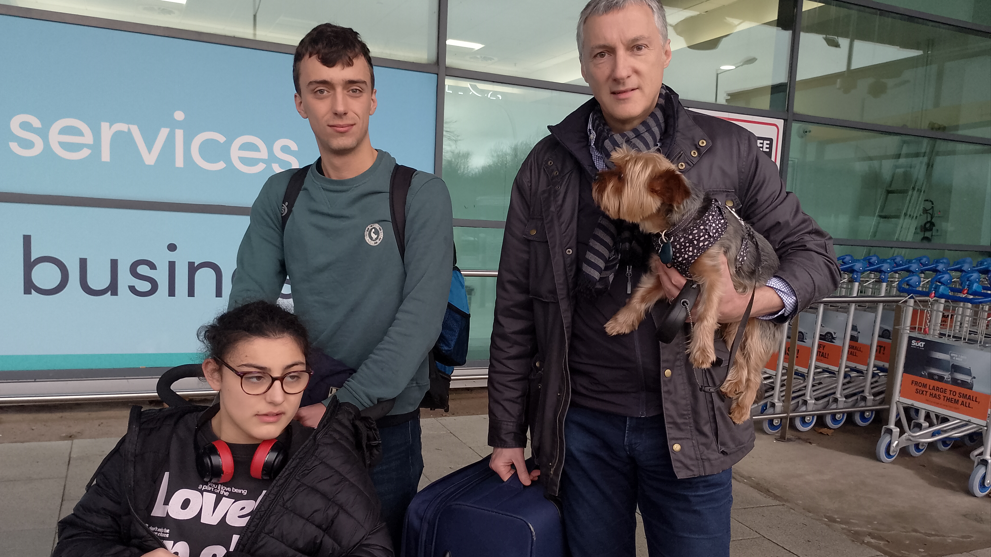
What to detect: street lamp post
<box><xmin>714</xmin><ymin>56</ymin><xmax>757</xmax><ymax>104</ymax></box>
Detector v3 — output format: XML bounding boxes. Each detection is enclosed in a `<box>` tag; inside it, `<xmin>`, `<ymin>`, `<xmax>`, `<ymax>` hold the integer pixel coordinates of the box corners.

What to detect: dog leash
<box><xmin>690</xmin><ymin>288</ymin><xmax>755</xmax><ymax>396</ymax></box>
<box><xmin>690</xmin><ymin>222</ymin><xmax>764</xmax><ymax>396</ymax></box>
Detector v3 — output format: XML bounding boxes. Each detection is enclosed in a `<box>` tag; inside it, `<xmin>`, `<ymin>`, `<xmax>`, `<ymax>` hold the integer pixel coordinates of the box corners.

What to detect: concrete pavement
<box><xmin>1</xmin><ymin>411</ymin><xmax>988</xmax><ymax>557</ymax></box>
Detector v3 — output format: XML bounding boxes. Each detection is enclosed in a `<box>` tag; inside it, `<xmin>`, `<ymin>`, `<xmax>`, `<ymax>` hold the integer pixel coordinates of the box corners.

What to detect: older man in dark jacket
<box><xmin>487</xmin><ymin>1</ymin><xmax>839</xmax><ymax>556</ymax></box>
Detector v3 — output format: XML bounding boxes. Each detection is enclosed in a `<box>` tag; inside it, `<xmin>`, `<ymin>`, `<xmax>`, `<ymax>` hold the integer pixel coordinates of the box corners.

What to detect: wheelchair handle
<box><xmin>156</xmin><ymin>363</ymin><xmax>203</xmax><ymax>408</ymax></box>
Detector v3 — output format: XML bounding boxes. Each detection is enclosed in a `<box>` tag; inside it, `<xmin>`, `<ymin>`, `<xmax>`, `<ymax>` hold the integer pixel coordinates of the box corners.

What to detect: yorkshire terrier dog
<box><xmin>592</xmin><ymin>146</ymin><xmax>783</xmax><ymax>423</ymax></box>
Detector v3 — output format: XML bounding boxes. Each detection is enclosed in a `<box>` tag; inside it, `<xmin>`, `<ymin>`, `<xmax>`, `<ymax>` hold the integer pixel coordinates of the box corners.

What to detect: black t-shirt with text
<box><xmin>145</xmin><ymin>422</ymin><xmax>271</xmax><ymax>557</ymax></box>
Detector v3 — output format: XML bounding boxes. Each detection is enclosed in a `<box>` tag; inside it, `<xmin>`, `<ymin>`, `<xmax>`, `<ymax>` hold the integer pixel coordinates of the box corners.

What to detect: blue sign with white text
<box><xmin>0</xmin><ymin>15</ymin><xmax>437</xmax><ymax>374</ymax></box>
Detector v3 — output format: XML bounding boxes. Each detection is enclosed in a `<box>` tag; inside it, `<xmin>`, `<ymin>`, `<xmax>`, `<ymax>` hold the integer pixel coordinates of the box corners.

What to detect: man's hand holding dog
<box><xmin>656</xmin><ymin>253</ymin><xmax>784</xmax><ymax>322</ymax></box>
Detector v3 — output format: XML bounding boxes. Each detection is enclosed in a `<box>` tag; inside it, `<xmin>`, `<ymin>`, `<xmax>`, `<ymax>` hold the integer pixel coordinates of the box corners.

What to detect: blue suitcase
<box><xmin>401</xmin><ymin>456</ymin><xmax>567</xmax><ymax>557</ymax></box>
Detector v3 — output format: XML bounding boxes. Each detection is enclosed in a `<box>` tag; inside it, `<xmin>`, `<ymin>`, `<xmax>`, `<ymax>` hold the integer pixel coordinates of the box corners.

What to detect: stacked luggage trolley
<box><xmin>751</xmin><ymin>255</ymin><xmax>991</xmax><ymax>497</ymax></box>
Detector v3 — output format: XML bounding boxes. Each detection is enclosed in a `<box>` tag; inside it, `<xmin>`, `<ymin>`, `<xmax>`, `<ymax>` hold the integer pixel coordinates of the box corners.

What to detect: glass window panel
<box><xmin>2</xmin><ymin>0</ymin><xmax>438</xmax><ymax>63</ymax></box>
<box><xmin>787</xmin><ymin>122</ymin><xmax>991</xmax><ymax>247</ymax></box>
<box><xmin>455</xmin><ymin>228</ymin><xmax>503</xmax><ymax>363</ymax></box>
<box><xmin>795</xmin><ymin>1</ymin><xmax>991</xmax><ymax>139</ymax></box>
<box><xmin>464</xmin><ymin>275</ymin><xmax>497</xmax><ymax>362</ymax></box>
<box><xmin>445</xmin><ymin>79</ymin><xmax>587</xmax><ymax>362</ymax></box>
<box><xmin>873</xmin><ymin>0</ymin><xmax>991</xmax><ymax>28</ymax></box>
<box><xmin>665</xmin><ymin>0</ymin><xmax>796</xmax><ymax>110</ymax></box>
<box><xmin>443</xmin><ymin>78</ymin><xmax>589</xmax><ymax>221</ymax></box>
<box><xmin>446</xmin><ymin>0</ymin><xmax>583</xmax><ymax>84</ymax></box>
<box><xmin>447</xmin><ymin>0</ymin><xmax>793</xmax><ymax>107</ymax></box>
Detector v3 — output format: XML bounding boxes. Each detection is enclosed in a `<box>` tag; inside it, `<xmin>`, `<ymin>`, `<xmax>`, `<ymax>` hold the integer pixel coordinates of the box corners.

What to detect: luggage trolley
<box><xmin>751</xmin><ymin>295</ymin><xmax>902</xmax><ymax>435</ymax></box>
<box><xmin>753</xmin><ymin>256</ymin><xmax>905</xmax><ymax>433</ymax></box>
<box><xmin>876</xmin><ymin>274</ymin><xmax>991</xmax><ymax>498</ymax></box>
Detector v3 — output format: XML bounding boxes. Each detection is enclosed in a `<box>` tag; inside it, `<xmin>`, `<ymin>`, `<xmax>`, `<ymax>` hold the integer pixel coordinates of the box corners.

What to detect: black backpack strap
<box><xmin>281</xmin><ymin>164</ymin><xmax>312</xmax><ymax>230</ymax></box>
<box><xmin>389</xmin><ymin>164</ymin><xmax>416</xmax><ymax>261</ymax></box>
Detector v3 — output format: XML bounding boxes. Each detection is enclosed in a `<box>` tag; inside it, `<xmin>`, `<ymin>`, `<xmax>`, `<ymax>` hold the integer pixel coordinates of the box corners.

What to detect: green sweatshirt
<box><xmin>229</xmin><ymin>151</ymin><xmax>454</xmax><ymax>415</ymax></box>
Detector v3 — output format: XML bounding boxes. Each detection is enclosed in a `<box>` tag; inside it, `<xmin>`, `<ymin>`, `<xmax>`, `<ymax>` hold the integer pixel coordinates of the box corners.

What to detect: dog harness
<box><xmin>653</xmin><ymin>195</ymin><xmax>757</xmax><ymax>277</ymax></box>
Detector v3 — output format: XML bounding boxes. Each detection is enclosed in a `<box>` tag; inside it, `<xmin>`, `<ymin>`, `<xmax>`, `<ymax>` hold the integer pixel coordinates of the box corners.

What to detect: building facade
<box><xmin>0</xmin><ymin>0</ymin><xmax>988</xmax><ymax>395</ymax></box>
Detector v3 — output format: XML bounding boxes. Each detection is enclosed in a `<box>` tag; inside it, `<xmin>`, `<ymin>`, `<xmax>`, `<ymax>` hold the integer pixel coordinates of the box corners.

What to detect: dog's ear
<box><xmin>592</xmin><ymin>166</ymin><xmax>623</xmax><ymax>206</ymax></box>
<box><xmin>648</xmin><ymin>168</ymin><xmax>691</xmax><ymax>207</ymax></box>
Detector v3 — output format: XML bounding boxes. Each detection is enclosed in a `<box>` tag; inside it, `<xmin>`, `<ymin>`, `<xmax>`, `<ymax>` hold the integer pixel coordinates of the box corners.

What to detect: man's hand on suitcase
<box><xmin>490</xmin><ymin>447</ymin><xmax>540</xmax><ymax>485</ymax></box>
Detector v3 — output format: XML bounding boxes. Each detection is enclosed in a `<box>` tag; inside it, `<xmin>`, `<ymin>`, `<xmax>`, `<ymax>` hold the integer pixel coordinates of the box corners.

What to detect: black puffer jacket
<box><xmin>54</xmin><ymin>398</ymin><xmax>392</xmax><ymax>557</ymax></box>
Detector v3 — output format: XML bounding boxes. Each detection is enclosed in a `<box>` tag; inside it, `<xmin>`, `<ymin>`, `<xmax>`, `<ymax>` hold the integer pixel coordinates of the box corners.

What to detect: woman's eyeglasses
<box><xmin>214</xmin><ymin>357</ymin><xmax>312</xmax><ymax>396</ymax></box>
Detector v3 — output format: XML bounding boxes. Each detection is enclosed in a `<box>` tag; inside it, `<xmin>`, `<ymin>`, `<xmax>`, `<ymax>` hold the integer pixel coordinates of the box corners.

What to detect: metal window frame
<box><xmin>833</xmin><ymin>239</ymin><xmax>991</xmax><ymax>253</ymax></box>
<box><xmin>433</xmin><ymin>0</ymin><xmax>448</xmax><ymax>176</ymax></box>
<box><xmin>829</xmin><ymin>0</ymin><xmax>991</xmax><ymax>35</ymax></box>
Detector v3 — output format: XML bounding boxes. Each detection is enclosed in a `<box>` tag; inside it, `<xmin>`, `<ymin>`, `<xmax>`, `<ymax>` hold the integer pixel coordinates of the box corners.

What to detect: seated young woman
<box><xmin>54</xmin><ymin>301</ymin><xmax>392</xmax><ymax>557</ymax></box>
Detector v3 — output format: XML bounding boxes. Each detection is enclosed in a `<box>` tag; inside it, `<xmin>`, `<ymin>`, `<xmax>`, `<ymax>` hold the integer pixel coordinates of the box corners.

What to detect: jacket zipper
<box><xmin>234</xmin><ymin>403</ymin><xmax>331</xmax><ymax>548</ymax></box>
<box><xmin>129</xmin><ymin>497</ymin><xmax>168</xmax><ymax>550</ymax></box>
<box><xmin>629</xmin><ymin>265</ymin><xmax>647</xmax><ymax>417</ymax></box>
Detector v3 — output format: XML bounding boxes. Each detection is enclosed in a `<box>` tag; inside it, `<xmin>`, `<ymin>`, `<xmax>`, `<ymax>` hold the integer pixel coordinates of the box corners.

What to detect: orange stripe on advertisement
<box><xmin>874</xmin><ymin>341</ymin><xmax>891</xmax><ymax>365</ymax></box>
<box><xmin>765</xmin><ymin>344</ymin><xmax>812</xmax><ymax>371</ymax></box>
<box><xmin>846</xmin><ymin>341</ymin><xmax>871</xmax><ymax>367</ymax></box>
<box><xmin>899</xmin><ymin>374</ymin><xmax>991</xmax><ymax>422</ymax></box>
<box><xmin>816</xmin><ymin>342</ymin><xmax>842</xmax><ymax>368</ymax></box>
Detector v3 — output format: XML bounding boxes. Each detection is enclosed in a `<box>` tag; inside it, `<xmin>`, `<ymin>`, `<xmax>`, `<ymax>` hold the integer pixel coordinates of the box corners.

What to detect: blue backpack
<box><xmin>281</xmin><ymin>162</ymin><xmax>469</xmax><ymax>412</ymax></box>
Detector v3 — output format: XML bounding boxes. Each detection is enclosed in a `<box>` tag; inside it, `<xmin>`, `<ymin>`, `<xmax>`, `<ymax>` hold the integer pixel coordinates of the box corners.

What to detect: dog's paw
<box><xmin>689</xmin><ymin>343</ymin><xmax>717</xmax><ymax>369</ymax></box>
<box><xmin>728</xmin><ymin>400</ymin><xmax>751</xmax><ymax>424</ymax></box>
<box><xmin>604</xmin><ymin>315</ymin><xmax>636</xmax><ymax>336</ymax></box>
<box><xmin>720</xmin><ymin>377</ymin><xmax>745</xmax><ymax>399</ymax></box>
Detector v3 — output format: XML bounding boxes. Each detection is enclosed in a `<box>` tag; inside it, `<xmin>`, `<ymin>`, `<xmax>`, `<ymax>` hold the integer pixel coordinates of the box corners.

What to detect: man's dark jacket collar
<box><xmin>546</xmin><ymin>86</ymin><xmax>712</xmax><ymax>178</ymax></box>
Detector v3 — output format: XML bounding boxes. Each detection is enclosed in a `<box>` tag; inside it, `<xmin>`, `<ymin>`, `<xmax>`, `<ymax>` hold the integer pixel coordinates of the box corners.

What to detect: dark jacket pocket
<box><xmin>523</xmin><ymin>218</ymin><xmax>556</xmax><ymax>302</ymax></box>
<box><xmin>701</xmin><ymin>337</ymin><xmax>752</xmax><ymax>455</ymax></box>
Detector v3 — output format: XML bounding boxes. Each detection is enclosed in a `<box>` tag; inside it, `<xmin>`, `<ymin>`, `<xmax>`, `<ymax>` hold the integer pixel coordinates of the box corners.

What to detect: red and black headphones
<box><xmin>194</xmin><ymin>408</ymin><xmax>290</xmax><ymax>483</ymax></box>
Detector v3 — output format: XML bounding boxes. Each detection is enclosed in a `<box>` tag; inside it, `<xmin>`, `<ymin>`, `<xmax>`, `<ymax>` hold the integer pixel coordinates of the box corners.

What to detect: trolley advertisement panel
<box><xmin>900</xmin><ymin>335</ymin><xmax>991</xmax><ymax>423</ymax></box>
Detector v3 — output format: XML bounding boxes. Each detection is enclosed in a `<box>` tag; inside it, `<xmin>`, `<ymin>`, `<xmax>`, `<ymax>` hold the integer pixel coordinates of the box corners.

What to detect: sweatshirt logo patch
<box><xmin>365</xmin><ymin>223</ymin><xmax>384</xmax><ymax>246</ymax></box>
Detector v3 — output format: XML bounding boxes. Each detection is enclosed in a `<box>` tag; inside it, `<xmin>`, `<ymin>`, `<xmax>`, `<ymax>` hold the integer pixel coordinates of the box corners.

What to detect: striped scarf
<box><xmin>578</xmin><ymin>97</ymin><xmax>666</xmax><ymax>298</ymax></box>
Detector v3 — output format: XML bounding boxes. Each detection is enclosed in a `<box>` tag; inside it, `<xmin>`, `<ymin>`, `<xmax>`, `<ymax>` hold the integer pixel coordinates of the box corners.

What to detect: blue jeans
<box><xmin>561</xmin><ymin>406</ymin><xmax>732</xmax><ymax>557</ymax></box>
<box><xmin>370</xmin><ymin>415</ymin><xmax>424</xmax><ymax>553</ymax></box>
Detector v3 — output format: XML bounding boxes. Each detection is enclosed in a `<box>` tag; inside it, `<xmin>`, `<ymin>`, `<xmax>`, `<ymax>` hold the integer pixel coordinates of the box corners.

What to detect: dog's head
<box><xmin>591</xmin><ymin>145</ymin><xmax>691</xmax><ymax>226</ymax></box>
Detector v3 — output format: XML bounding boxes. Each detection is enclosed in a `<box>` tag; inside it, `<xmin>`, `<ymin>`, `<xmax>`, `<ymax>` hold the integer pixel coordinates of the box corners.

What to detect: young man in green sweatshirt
<box><xmin>228</xmin><ymin>23</ymin><xmax>453</xmax><ymax>550</ymax></box>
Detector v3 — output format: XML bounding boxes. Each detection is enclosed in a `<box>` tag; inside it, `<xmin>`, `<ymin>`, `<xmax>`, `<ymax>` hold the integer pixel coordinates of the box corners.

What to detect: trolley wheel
<box><xmin>876</xmin><ymin>432</ymin><xmax>898</xmax><ymax>463</ymax></box>
<box><xmin>964</xmin><ymin>433</ymin><xmax>982</xmax><ymax>447</ymax></box>
<box><xmin>907</xmin><ymin>441</ymin><xmax>927</xmax><ymax>457</ymax></box>
<box><xmin>853</xmin><ymin>411</ymin><xmax>875</xmax><ymax>427</ymax></box>
<box><xmin>936</xmin><ymin>439</ymin><xmax>954</xmax><ymax>451</ymax></box>
<box><xmin>759</xmin><ymin>404</ymin><xmax>782</xmax><ymax>435</ymax></box>
<box><xmin>762</xmin><ymin>417</ymin><xmax>783</xmax><ymax>435</ymax></box>
<box><xmin>969</xmin><ymin>464</ymin><xmax>991</xmax><ymax>498</ymax></box>
<box><xmin>793</xmin><ymin>415</ymin><xmax>816</xmax><ymax>432</ymax></box>
<box><xmin>825</xmin><ymin>412</ymin><xmax>846</xmax><ymax>429</ymax></box>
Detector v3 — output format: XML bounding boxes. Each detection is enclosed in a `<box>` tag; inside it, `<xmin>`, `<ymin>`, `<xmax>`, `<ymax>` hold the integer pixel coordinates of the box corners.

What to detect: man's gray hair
<box><xmin>576</xmin><ymin>0</ymin><xmax>669</xmax><ymax>63</ymax></box>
